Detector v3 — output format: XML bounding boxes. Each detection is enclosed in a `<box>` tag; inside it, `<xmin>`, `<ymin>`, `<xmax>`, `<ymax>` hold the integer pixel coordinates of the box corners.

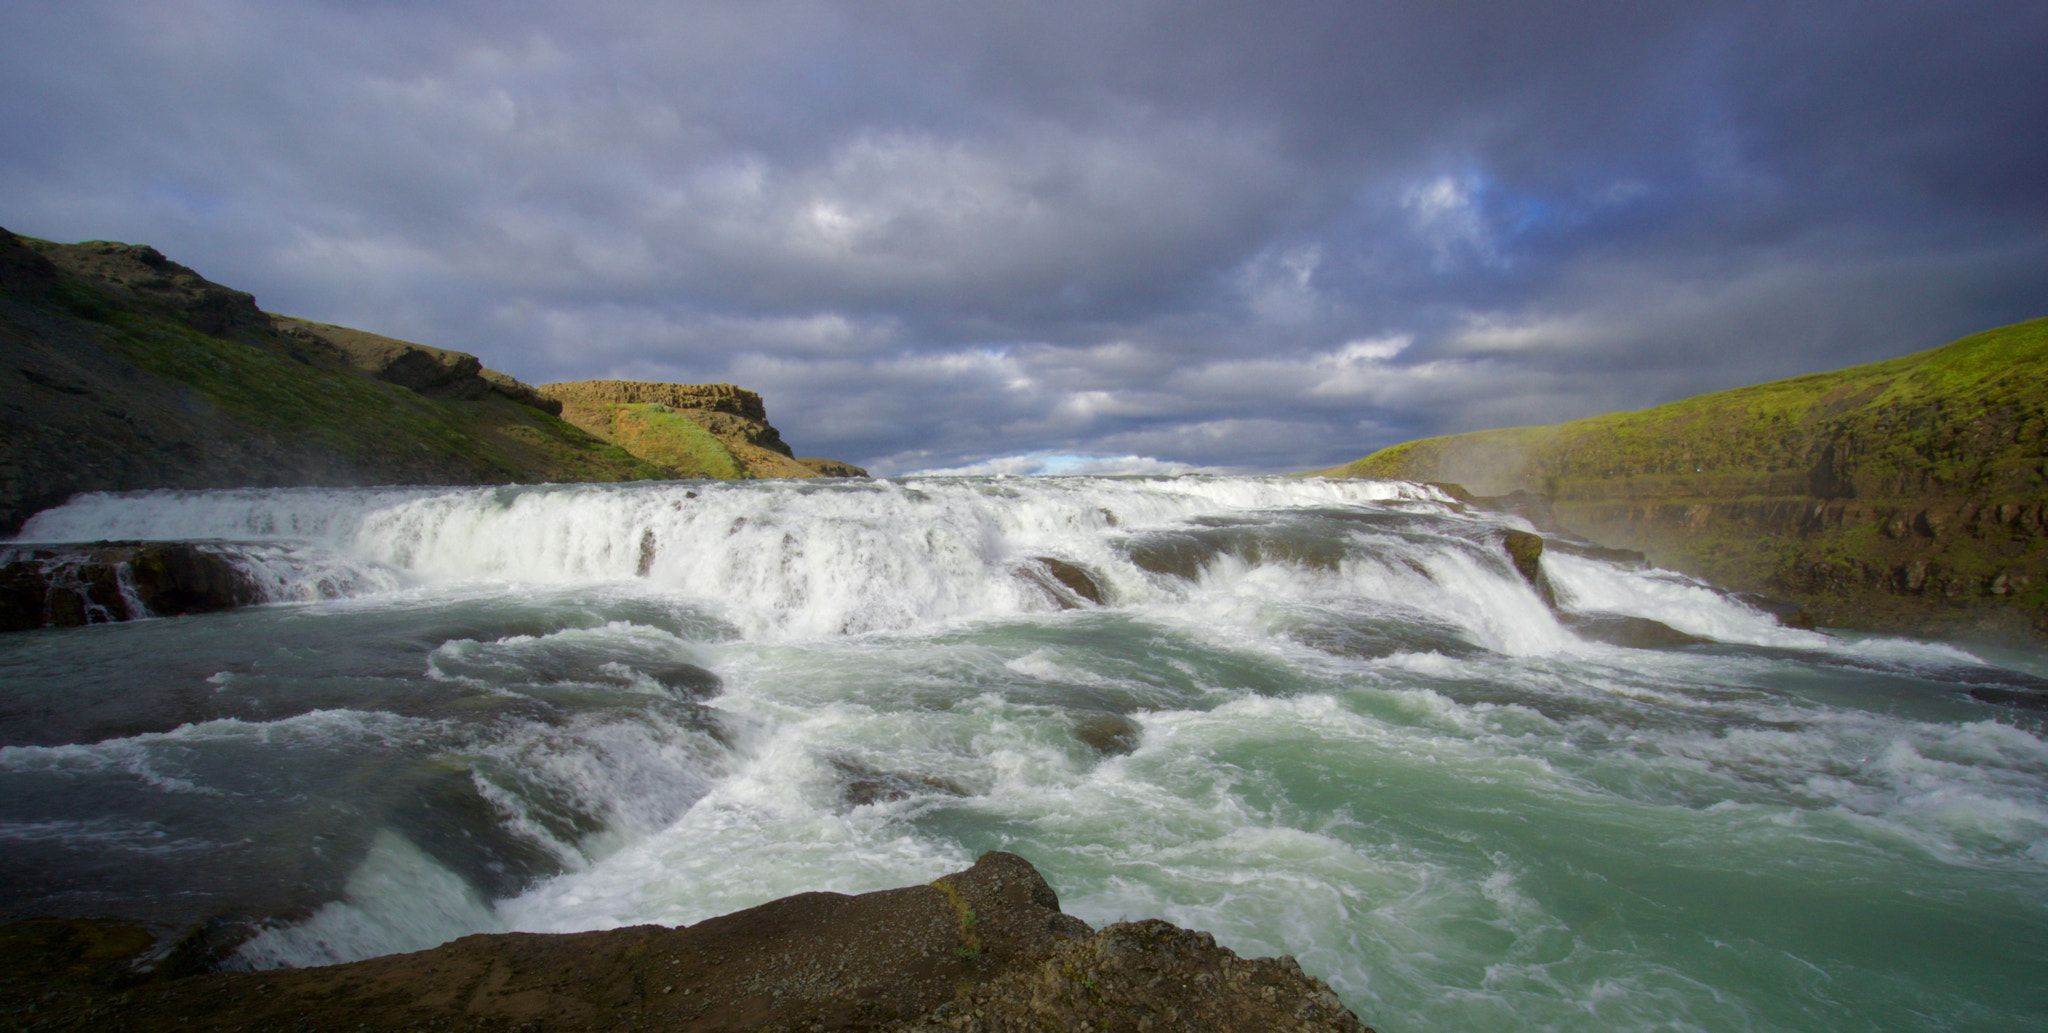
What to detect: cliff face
<box><xmin>0</xmin><ymin>228</ymin><xmax>678</xmax><ymax>536</ymax></box>
<box><xmin>538</xmin><ymin>379</ymin><xmax>867</xmax><ymax>480</ymax></box>
<box><xmin>1321</xmin><ymin>318</ymin><xmax>2048</xmax><ymax>640</ymax></box>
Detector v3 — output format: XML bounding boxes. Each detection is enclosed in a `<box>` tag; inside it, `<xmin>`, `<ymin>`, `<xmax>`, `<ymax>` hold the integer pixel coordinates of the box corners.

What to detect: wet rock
<box><xmin>831</xmin><ymin>756</ymin><xmax>970</xmax><ymax>807</ymax></box>
<box><xmin>1969</xmin><ymin>685</ymin><xmax>2048</xmax><ymax>711</ymax></box>
<box><xmin>1292</xmin><ymin>617</ymin><xmax>1484</xmax><ymax>660</ymax></box>
<box><xmin>125</xmin><ymin>542</ymin><xmax>263</xmax><ymax>617</ymax></box>
<box><xmin>1543</xmin><ymin>537</ymin><xmax>1647</xmax><ymax>566</ymax></box>
<box><xmin>0</xmin><ymin>852</ymin><xmax>1375</xmax><ymax>1033</ymax></box>
<box><xmin>0</xmin><ymin>542</ymin><xmax>261</xmax><ymax>632</ymax></box>
<box><xmin>639</xmin><ymin>660</ymin><xmax>722</xmax><ymax>699</ymax></box>
<box><xmin>1019</xmin><ymin>556</ymin><xmax>1107</xmax><ymax>608</ymax></box>
<box><xmin>1124</xmin><ymin>534</ymin><xmax>1213</xmax><ymax>582</ymax></box>
<box><xmin>1733</xmin><ymin>592</ymin><xmax>1818</xmax><ymax>630</ymax></box>
<box><xmin>636</xmin><ymin>527</ymin><xmax>659</xmax><ymax>576</ymax></box>
<box><xmin>1500</xmin><ymin>529</ymin><xmax>1557</xmax><ymax>608</ymax></box>
<box><xmin>1072</xmin><ymin>712</ymin><xmax>1141</xmax><ymax>756</ymax></box>
<box><xmin>1561</xmin><ymin>612</ymin><xmax>1710</xmax><ymax>649</ymax></box>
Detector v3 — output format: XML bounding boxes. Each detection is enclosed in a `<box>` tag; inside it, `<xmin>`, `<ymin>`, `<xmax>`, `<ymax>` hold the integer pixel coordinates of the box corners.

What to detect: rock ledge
<box><xmin>1</xmin><ymin>852</ymin><xmax>1373</xmax><ymax>1033</ymax></box>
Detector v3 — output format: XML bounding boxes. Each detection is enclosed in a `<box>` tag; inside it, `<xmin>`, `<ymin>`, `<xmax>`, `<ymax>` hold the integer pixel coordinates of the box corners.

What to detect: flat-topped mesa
<box><xmin>538</xmin><ymin>380</ymin><xmax>769</xmax><ymax>421</ymax></box>
<box><xmin>537</xmin><ymin>379</ymin><xmax>868</xmax><ymax>480</ymax></box>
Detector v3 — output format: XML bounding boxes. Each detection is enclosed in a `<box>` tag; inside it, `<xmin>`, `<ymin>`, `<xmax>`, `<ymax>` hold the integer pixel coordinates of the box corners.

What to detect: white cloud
<box><xmin>1401</xmin><ymin>174</ymin><xmax>1497</xmax><ymax>268</ymax></box>
<box><xmin>906</xmin><ymin>452</ymin><xmax>1219</xmax><ymax>477</ymax></box>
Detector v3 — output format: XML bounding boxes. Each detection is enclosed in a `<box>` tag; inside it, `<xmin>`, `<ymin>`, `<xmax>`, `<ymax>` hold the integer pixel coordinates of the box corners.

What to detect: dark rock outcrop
<box><xmin>1499</xmin><ymin>529</ymin><xmax>1555</xmax><ymax>607</ymax></box>
<box><xmin>0</xmin><ymin>542</ymin><xmax>261</xmax><ymax>632</ymax></box>
<box><xmin>0</xmin><ymin>852</ymin><xmax>1374</xmax><ymax>1033</ymax></box>
<box><xmin>272</xmin><ymin>316</ymin><xmax>557</xmax><ymax>411</ymax></box>
<box><xmin>1072</xmin><ymin>712</ymin><xmax>1142</xmax><ymax>756</ymax></box>
<box><xmin>1018</xmin><ymin>556</ymin><xmax>1108</xmax><ymax>609</ymax></box>
<box><xmin>1560</xmin><ymin>612</ymin><xmax>1710</xmax><ymax>649</ymax></box>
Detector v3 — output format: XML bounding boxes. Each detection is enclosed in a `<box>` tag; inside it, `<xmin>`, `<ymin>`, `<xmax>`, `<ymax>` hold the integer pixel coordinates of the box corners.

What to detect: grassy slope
<box><xmin>83</xmin><ymin>284</ymin><xmax>671</xmax><ymax>484</ymax></box>
<box><xmin>3</xmin><ymin>236</ymin><xmax>669</xmax><ymax>534</ymax></box>
<box><xmin>602</xmin><ymin>403</ymin><xmax>748</xmax><ymax>479</ymax></box>
<box><xmin>1318</xmin><ymin>318</ymin><xmax>2048</xmax><ymax>637</ymax></box>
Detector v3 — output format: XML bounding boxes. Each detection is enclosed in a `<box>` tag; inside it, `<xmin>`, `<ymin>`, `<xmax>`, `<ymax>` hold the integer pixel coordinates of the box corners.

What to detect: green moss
<box><xmin>1332</xmin><ymin>318</ymin><xmax>2048</xmax><ymax>502</ymax></box>
<box><xmin>605</xmin><ymin>403</ymin><xmax>747</xmax><ymax>479</ymax></box>
<box><xmin>61</xmin><ymin>291</ymin><xmax>666</xmax><ymax>485</ymax></box>
<box><xmin>1325</xmin><ymin>319</ymin><xmax>2048</xmax><ymax>637</ymax></box>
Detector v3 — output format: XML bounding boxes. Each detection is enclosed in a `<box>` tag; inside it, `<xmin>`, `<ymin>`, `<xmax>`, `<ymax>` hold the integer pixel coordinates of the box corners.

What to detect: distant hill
<box><xmin>538</xmin><ymin>380</ymin><xmax>866</xmax><ymax>481</ymax></box>
<box><xmin>1317</xmin><ymin>318</ymin><xmax>2048</xmax><ymax>640</ymax></box>
<box><xmin>0</xmin><ymin>228</ymin><xmax>860</xmax><ymax>537</ymax></box>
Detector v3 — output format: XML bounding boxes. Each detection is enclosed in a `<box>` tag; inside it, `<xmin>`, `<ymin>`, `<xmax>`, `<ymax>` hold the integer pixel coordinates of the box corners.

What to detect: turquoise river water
<box><xmin>2</xmin><ymin>476</ymin><xmax>2044</xmax><ymax>1031</ymax></box>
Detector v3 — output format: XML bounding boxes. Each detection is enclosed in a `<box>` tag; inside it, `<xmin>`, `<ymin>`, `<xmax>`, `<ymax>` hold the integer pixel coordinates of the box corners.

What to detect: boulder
<box><xmin>1072</xmin><ymin>712</ymin><xmax>1142</xmax><ymax>756</ymax></box>
<box><xmin>1500</xmin><ymin>529</ymin><xmax>1557</xmax><ymax>608</ymax></box>
<box><xmin>0</xmin><ymin>543</ymin><xmax>261</xmax><ymax>632</ymax></box>
<box><xmin>1018</xmin><ymin>557</ymin><xmax>1108</xmax><ymax>608</ymax></box>
<box><xmin>1560</xmin><ymin>612</ymin><xmax>1709</xmax><ymax>649</ymax></box>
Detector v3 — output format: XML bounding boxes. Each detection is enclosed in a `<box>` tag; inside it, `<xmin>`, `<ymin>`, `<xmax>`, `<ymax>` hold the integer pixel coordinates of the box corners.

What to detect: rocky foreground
<box><xmin>1</xmin><ymin>852</ymin><xmax>1373</xmax><ymax>1033</ymax></box>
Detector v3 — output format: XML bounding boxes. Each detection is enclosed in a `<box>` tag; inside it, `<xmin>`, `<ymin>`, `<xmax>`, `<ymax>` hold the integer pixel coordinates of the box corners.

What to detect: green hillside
<box><xmin>1319</xmin><ymin>318</ymin><xmax>2048</xmax><ymax>639</ymax></box>
<box><xmin>0</xmin><ymin>229</ymin><xmax>672</xmax><ymax>535</ymax></box>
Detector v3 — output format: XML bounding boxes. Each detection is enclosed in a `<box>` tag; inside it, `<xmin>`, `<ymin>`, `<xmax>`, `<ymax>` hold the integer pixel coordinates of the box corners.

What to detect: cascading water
<box><xmin>3</xmin><ymin>476</ymin><xmax>2044</xmax><ymax>1032</ymax></box>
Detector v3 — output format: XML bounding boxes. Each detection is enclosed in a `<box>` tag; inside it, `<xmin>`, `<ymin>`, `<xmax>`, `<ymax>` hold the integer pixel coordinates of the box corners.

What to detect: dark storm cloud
<box><xmin>3</xmin><ymin>0</ymin><xmax>2042</xmax><ymax>474</ymax></box>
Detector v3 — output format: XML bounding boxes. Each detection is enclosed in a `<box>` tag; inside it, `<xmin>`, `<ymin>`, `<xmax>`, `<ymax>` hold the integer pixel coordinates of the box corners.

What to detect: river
<box><xmin>3</xmin><ymin>476</ymin><xmax>2044</xmax><ymax>1031</ymax></box>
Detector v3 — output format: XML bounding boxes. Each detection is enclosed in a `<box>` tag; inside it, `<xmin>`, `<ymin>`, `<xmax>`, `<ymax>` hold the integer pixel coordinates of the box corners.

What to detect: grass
<box><xmin>41</xmin><ymin>269</ymin><xmax>667</xmax><ymax>485</ymax></box>
<box><xmin>1325</xmin><ymin>317</ymin><xmax>2048</xmax><ymax>502</ymax></box>
<box><xmin>1318</xmin><ymin>318</ymin><xmax>2048</xmax><ymax>637</ymax></box>
<box><xmin>604</xmin><ymin>404</ymin><xmax>748</xmax><ymax>479</ymax></box>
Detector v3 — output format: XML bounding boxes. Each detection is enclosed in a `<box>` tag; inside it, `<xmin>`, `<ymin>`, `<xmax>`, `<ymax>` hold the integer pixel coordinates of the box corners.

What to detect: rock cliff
<box><xmin>538</xmin><ymin>379</ymin><xmax>868</xmax><ymax>480</ymax></box>
<box><xmin>1319</xmin><ymin>318</ymin><xmax>2048</xmax><ymax>640</ymax></box>
<box><xmin>0</xmin><ymin>852</ymin><xmax>1372</xmax><ymax>1033</ymax></box>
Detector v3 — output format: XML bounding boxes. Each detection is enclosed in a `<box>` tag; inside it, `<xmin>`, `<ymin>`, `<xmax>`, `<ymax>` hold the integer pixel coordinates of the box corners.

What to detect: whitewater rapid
<box><xmin>4</xmin><ymin>476</ymin><xmax>2045</xmax><ymax>1032</ymax></box>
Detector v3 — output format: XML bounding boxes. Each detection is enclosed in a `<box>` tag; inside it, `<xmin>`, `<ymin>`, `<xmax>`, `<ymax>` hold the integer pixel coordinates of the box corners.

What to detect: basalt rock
<box><xmin>1018</xmin><ymin>557</ymin><xmax>1108</xmax><ymax>609</ymax></box>
<box><xmin>538</xmin><ymin>379</ymin><xmax>867</xmax><ymax>480</ymax></box>
<box><xmin>0</xmin><ymin>542</ymin><xmax>262</xmax><ymax>632</ymax></box>
<box><xmin>1072</xmin><ymin>712</ymin><xmax>1142</xmax><ymax>756</ymax></box>
<box><xmin>1499</xmin><ymin>529</ymin><xmax>1557</xmax><ymax>608</ymax></box>
<box><xmin>271</xmin><ymin>316</ymin><xmax>558</xmax><ymax>409</ymax></box>
<box><xmin>1560</xmin><ymin>612</ymin><xmax>1709</xmax><ymax>649</ymax></box>
<box><xmin>0</xmin><ymin>852</ymin><xmax>1375</xmax><ymax>1033</ymax></box>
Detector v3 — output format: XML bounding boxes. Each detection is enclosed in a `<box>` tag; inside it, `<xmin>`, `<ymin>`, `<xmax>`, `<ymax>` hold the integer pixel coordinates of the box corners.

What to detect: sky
<box><xmin>3</xmin><ymin>1</ymin><xmax>2044</xmax><ymax>475</ymax></box>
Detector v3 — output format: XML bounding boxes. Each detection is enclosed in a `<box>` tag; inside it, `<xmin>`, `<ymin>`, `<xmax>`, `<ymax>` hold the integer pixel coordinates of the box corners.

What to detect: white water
<box><xmin>6</xmin><ymin>476</ymin><xmax>2046</xmax><ymax>1031</ymax></box>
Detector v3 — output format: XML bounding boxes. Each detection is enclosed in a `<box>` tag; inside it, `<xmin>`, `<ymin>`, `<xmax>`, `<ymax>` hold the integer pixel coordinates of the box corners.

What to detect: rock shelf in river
<box><xmin>0</xmin><ymin>852</ymin><xmax>1374</xmax><ymax>1033</ymax></box>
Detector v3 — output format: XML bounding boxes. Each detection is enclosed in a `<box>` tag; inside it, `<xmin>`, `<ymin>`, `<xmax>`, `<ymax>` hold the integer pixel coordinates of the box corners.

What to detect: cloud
<box><xmin>906</xmin><ymin>452</ymin><xmax>1220</xmax><ymax>477</ymax></box>
<box><xmin>3</xmin><ymin>0</ymin><xmax>2044</xmax><ymax>477</ymax></box>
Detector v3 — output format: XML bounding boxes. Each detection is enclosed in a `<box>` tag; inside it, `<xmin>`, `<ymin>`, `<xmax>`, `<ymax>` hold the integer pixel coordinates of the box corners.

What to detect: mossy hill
<box><xmin>0</xmin><ymin>228</ymin><xmax>859</xmax><ymax>536</ymax></box>
<box><xmin>537</xmin><ymin>380</ymin><xmax>867</xmax><ymax>480</ymax></box>
<box><xmin>1317</xmin><ymin>318</ymin><xmax>2048</xmax><ymax>640</ymax></box>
